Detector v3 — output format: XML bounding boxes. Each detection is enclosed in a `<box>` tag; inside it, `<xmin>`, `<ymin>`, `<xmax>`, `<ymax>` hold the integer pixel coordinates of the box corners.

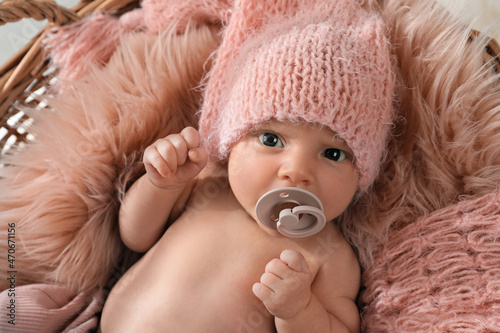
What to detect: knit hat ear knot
<box><xmin>199</xmin><ymin>0</ymin><xmax>395</xmax><ymax>191</ymax></box>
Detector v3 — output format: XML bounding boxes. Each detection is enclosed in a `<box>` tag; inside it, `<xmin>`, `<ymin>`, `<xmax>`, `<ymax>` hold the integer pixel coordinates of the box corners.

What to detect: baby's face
<box><xmin>227</xmin><ymin>120</ymin><xmax>359</xmax><ymax>233</ymax></box>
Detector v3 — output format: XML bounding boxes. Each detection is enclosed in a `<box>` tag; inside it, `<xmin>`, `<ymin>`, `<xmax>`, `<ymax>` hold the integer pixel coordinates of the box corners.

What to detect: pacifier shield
<box><xmin>255</xmin><ymin>187</ymin><xmax>326</xmax><ymax>238</ymax></box>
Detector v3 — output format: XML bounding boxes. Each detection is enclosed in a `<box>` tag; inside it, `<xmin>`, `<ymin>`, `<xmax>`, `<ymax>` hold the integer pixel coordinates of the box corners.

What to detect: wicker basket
<box><xmin>0</xmin><ymin>0</ymin><xmax>499</xmax><ymax>159</ymax></box>
<box><xmin>0</xmin><ymin>0</ymin><xmax>140</xmax><ymax>159</ymax></box>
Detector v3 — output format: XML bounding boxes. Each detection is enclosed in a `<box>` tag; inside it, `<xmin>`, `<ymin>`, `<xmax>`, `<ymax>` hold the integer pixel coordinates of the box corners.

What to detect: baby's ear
<box><xmin>356</xmin><ymin>16</ymin><xmax>392</xmax><ymax>76</ymax></box>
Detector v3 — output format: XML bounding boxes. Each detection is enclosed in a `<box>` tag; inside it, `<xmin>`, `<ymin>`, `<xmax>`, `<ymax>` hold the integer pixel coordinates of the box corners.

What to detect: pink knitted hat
<box><xmin>199</xmin><ymin>0</ymin><xmax>395</xmax><ymax>190</ymax></box>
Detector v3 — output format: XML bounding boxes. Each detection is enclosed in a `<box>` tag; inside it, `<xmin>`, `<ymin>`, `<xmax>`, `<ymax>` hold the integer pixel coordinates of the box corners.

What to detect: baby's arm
<box><xmin>119</xmin><ymin>127</ymin><xmax>207</xmax><ymax>252</ymax></box>
<box><xmin>253</xmin><ymin>247</ymin><xmax>360</xmax><ymax>333</ymax></box>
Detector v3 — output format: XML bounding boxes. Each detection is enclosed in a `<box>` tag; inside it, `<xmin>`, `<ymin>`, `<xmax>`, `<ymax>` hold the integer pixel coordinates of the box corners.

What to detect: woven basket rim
<box><xmin>0</xmin><ymin>0</ymin><xmax>140</xmax><ymax>156</ymax></box>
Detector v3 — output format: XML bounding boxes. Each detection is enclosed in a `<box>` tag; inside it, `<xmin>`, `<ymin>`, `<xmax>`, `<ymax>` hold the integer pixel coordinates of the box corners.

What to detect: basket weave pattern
<box><xmin>0</xmin><ymin>0</ymin><xmax>139</xmax><ymax>159</ymax></box>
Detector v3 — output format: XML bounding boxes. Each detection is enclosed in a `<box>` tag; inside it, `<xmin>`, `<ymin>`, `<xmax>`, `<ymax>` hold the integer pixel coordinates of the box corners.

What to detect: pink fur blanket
<box><xmin>0</xmin><ymin>0</ymin><xmax>499</xmax><ymax>331</ymax></box>
<box><xmin>0</xmin><ymin>25</ymin><xmax>221</xmax><ymax>291</ymax></box>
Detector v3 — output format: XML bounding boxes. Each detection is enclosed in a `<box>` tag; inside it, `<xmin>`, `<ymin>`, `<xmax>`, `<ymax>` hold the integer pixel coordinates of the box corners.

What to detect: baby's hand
<box><xmin>253</xmin><ymin>250</ymin><xmax>313</xmax><ymax>320</ymax></box>
<box><xmin>143</xmin><ymin>127</ymin><xmax>208</xmax><ymax>189</ymax></box>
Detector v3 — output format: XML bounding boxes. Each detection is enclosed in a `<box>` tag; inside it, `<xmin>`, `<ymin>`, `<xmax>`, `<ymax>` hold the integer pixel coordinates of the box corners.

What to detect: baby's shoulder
<box><xmin>194</xmin><ymin>162</ymin><xmax>229</xmax><ymax>187</ymax></box>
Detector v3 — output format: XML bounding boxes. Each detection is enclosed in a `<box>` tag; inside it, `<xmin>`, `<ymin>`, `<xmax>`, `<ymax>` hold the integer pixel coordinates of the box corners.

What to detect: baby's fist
<box><xmin>143</xmin><ymin>127</ymin><xmax>207</xmax><ymax>189</ymax></box>
<box><xmin>252</xmin><ymin>250</ymin><xmax>313</xmax><ymax>320</ymax></box>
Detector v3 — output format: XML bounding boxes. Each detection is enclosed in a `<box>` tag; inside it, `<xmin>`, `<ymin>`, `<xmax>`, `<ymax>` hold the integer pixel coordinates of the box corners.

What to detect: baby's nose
<box><xmin>277</xmin><ymin>151</ymin><xmax>315</xmax><ymax>185</ymax></box>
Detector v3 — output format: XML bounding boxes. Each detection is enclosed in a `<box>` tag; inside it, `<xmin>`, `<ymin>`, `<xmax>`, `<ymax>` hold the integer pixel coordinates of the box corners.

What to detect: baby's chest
<box><xmin>167</xmin><ymin>201</ymin><xmax>323</xmax><ymax>283</ymax></box>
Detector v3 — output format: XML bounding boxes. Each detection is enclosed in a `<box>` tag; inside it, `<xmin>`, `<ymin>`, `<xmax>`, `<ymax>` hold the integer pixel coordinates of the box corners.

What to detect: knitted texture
<box><xmin>198</xmin><ymin>0</ymin><xmax>395</xmax><ymax>190</ymax></box>
<box><xmin>360</xmin><ymin>190</ymin><xmax>500</xmax><ymax>332</ymax></box>
<box><xmin>143</xmin><ymin>0</ymin><xmax>233</xmax><ymax>33</ymax></box>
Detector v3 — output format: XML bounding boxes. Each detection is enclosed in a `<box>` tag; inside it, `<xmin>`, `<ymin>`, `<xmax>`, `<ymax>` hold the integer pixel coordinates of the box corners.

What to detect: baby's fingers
<box><xmin>252</xmin><ymin>282</ymin><xmax>274</xmax><ymax>303</ymax></box>
<box><xmin>180</xmin><ymin>126</ymin><xmax>201</xmax><ymax>150</ymax></box>
<box><xmin>143</xmin><ymin>143</ymin><xmax>173</xmax><ymax>178</ymax></box>
<box><xmin>188</xmin><ymin>146</ymin><xmax>208</xmax><ymax>168</ymax></box>
<box><xmin>173</xmin><ymin>146</ymin><xmax>208</xmax><ymax>183</ymax></box>
<box><xmin>280</xmin><ymin>250</ymin><xmax>310</xmax><ymax>273</ymax></box>
<box><xmin>164</xmin><ymin>133</ymin><xmax>189</xmax><ymax>166</ymax></box>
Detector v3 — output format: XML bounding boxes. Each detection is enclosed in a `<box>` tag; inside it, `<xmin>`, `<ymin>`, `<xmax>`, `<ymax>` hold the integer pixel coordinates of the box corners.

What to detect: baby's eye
<box><xmin>259</xmin><ymin>133</ymin><xmax>283</xmax><ymax>147</ymax></box>
<box><xmin>322</xmin><ymin>148</ymin><xmax>347</xmax><ymax>162</ymax></box>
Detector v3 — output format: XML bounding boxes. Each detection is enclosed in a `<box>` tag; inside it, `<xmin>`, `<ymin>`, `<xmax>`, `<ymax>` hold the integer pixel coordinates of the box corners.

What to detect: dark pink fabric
<box><xmin>0</xmin><ymin>284</ymin><xmax>105</xmax><ymax>332</ymax></box>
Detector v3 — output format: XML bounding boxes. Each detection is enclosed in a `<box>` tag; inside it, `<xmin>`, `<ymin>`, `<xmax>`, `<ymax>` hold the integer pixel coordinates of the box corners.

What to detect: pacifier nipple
<box><xmin>255</xmin><ymin>188</ymin><xmax>326</xmax><ymax>238</ymax></box>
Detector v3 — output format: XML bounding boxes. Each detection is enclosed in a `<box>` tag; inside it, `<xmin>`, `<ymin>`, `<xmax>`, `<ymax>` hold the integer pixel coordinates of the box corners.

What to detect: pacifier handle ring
<box><xmin>277</xmin><ymin>205</ymin><xmax>326</xmax><ymax>238</ymax></box>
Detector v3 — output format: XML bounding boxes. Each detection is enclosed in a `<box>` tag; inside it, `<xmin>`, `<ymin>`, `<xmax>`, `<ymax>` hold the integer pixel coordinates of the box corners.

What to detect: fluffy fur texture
<box><xmin>43</xmin><ymin>12</ymin><xmax>141</xmax><ymax>81</ymax></box>
<box><xmin>341</xmin><ymin>0</ymin><xmax>500</xmax><ymax>266</ymax></box>
<box><xmin>0</xmin><ymin>25</ymin><xmax>220</xmax><ymax>291</ymax></box>
<box><xmin>0</xmin><ymin>0</ymin><xmax>499</xmax><ymax>330</ymax></box>
<box><xmin>348</xmin><ymin>0</ymin><xmax>500</xmax><ymax>329</ymax></box>
<box><xmin>44</xmin><ymin>0</ymin><xmax>233</xmax><ymax>81</ymax></box>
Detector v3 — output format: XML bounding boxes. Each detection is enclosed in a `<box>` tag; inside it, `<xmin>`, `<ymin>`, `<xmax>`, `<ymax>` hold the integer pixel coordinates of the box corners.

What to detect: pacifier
<box><xmin>255</xmin><ymin>187</ymin><xmax>326</xmax><ymax>238</ymax></box>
